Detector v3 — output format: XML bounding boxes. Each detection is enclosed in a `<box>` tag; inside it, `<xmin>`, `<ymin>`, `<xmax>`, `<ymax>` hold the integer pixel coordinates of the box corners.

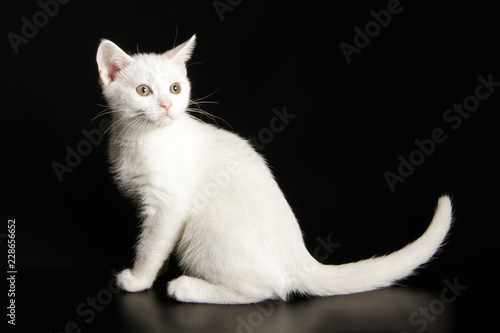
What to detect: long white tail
<box><xmin>298</xmin><ymin>196</ymin><xmax>453</xmax><ymax>296</ymax></box>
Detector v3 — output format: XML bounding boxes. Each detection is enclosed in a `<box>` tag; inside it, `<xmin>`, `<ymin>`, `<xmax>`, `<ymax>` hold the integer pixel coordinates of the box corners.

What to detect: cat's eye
<box><xmin>136</xmin><ymin>85</ymin><xmax>152</xmax><ymax>96</ymax></box>
<box><xmin>169</xmin><ymin>83</ymin><xmax>181</xmax><ymax>94</ymax></box>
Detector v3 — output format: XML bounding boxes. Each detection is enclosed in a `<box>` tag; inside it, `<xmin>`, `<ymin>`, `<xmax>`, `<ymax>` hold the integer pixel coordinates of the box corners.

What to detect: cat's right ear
<box><xmin>163</xmin><ymin>35</ymin><xmax>196</xmax><ymax>65</ymax></box>
<box><xmin>96</xmin><ymin>39</ymin><xmax>132</xmax><ymax>86</ymax></box>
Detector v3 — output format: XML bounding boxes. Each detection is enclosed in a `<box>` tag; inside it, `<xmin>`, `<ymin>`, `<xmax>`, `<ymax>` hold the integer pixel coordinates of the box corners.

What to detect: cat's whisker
<box><xmin>172</xmin><ymin>23</ymin><xmax>178</xmax><ymax>49</ymax></box>
<box><xmin>188</xmin><ymin>90</ymin><xmax>224</xmax><ymax>124</ymax></box>
<box><xmin>186</xmin><ymin>106</ymin><xmax>232</xmax><ymax>129</ymax></box>
<box><xmin>91</xmin><ymin>108</ymin><xmax>112</xmax><ymax>122</ymax></box>
<box><xmin>191</xmin><ymin>88</ymin><xmax>220</xmax><ymax>103</ymax></box>
<box><xmin>91</xmin><ymin>110</ymin><xmax>116</xmax><ymax>122</ymax></box>
<box><xmin>114</xmin><ymin>115</ymin><xmax>147</xmax><ymax>144</ymax></box>
<box><xmin>186</xmin><ymin>108</ymin><xmax>219</xmax><ymax>126</ymax></box>
<box><xmin>189</xmin><ymin>100</ymin><xmax>219</xmax><ymax>108</ymax></box>
<box><xmin>186</xmin><ymin>61</ymin><xmax>204</xmax><ymax>68</ymax></box>
<box><xmin>113</xmin><ymin>120</ymin><xmax>137</xmax><ymax>144</ymax></box>
<box><xmin>186</xmin><ymin>96</ymin><xmax>227</xmax><ymax>128</ymax></box>
<box><xmin>122</xmin><ymin>115</ymin><xmax>148</xmax><ymax>143</ymax></box>
<box><xmin>92</xmin><ymin>105</ymin><xmax>128</xmax><ymax>123</ymax></box>
<box><xmin>105</xmin><ymin>114</ymin><xmax>135</xmax><ymax>137</ymax></box>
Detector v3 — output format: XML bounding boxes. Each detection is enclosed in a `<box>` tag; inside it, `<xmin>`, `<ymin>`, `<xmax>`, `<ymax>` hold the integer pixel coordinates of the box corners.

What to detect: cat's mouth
<box><xmin>145</xmin><ymin>110</ymin><xmax>174</xmax><ymax>127</ymax></box>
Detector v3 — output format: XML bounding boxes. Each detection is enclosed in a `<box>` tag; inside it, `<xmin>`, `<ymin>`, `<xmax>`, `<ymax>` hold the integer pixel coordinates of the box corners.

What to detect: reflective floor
<box><xmin>18</xmin><ymin>267</ymin><xmax>488</xmax><ymax>333</ymax></box>
<box><xmin>115</xmin><ymin>286</ymin><xmax>456</xmax><ymax>333</ymax></box>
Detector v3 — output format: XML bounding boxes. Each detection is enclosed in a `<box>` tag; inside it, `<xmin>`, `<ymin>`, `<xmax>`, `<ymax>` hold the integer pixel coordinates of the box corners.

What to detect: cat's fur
<box><xmin>96</xmin><ymin>35</ymin><xmax>453</xmax><ymax>304</ymax></box>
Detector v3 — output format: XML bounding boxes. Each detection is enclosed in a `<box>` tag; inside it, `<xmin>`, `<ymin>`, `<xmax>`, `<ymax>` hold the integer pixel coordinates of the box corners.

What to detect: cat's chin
<box><xmin>144</xmin><ymin>113</ymin><xmax>176</xmax><ymax>127</ymax></box>
<box><xmin>153</xmin><ymin>115</ymin><xmax>175</xmax><ymax>127</ymax></box>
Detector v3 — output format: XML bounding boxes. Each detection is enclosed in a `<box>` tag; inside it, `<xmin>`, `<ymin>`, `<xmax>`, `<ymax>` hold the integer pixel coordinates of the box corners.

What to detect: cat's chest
<box><xmin>110</xmin><ymin>130</ymin><xmax>194</xmax><ymax>193</ymax></box>
<box><xmin>114</xmin><ymin>137</ymin><xmax>171</xmax><ymax>172</ymax></box>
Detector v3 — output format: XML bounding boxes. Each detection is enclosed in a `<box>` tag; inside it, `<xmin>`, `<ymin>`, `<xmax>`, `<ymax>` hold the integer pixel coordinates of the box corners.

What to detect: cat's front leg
<box><xmin>116</xmin><ymin>209</ymin><xmax>185</xmax><ymax>292</ymax></box>
<box><xmin>116</xmin><ymin>268</ymin><xmax>153</xmax><ymax>292</ymax></box>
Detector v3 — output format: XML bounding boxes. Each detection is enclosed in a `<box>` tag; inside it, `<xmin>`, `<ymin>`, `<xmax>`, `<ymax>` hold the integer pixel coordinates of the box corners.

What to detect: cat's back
<box><xmin>190</xmin><ymin>117</ymin><xmax>268</xmax><ymax>172</ymax></box>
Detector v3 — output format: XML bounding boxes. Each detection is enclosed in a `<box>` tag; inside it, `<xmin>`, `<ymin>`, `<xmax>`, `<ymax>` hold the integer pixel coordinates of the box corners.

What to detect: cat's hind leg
<box><xmin>167</xmin><ymin>275</ymin><xmax>272</xmax><ymax>304</ymax></box>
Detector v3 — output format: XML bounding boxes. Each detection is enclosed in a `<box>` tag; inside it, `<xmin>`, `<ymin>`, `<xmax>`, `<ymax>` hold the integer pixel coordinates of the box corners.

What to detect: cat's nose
<box><xmin>160</xmin><ymin>102</ymin><xmax>172</xmax><ymax>113</ymax></box>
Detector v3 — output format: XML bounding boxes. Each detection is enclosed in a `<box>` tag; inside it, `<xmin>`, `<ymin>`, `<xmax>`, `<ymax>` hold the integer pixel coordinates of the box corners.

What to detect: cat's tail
<box><xmin>295</xmin><ymin>195</ymin><xmax>453</xmax><ymax>297</ymax></box>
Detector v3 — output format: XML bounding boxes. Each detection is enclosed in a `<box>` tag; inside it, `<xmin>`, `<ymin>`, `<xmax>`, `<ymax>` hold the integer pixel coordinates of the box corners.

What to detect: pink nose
<box><xmin>160</xmin><ymin>103</ymin><xmax>172</xmax><ymax>112</ymax></box>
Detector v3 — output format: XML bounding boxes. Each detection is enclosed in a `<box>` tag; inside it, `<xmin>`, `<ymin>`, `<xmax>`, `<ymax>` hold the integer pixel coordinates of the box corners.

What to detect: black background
<box><xmin>2</xmin><ymin>0</ymin><xmax>499</xmax><ymax>332</ymax></box>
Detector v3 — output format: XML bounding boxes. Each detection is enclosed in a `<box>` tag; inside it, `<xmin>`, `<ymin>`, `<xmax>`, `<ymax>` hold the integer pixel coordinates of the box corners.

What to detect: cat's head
<box><xmin>96</xmin><ymin>35</ymin><xmax>196</xmax><ymax>128</ymax></box>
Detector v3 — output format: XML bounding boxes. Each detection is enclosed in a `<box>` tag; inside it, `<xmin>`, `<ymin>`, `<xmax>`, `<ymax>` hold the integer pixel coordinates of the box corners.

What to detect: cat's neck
<box><xmin>109</xmin><ymin>113</ymin><xmax>195</xmax><ymax>149</ymax></box>
<box><xmin>109</xmin><ymin>115</ymin><xmax>160</xmax><ymax>147</ymax></box>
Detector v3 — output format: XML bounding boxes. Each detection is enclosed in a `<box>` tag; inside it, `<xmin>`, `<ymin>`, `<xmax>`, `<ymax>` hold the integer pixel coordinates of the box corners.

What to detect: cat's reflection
<box><xmin>116</xmin><ymin>286</ymin><xmax>455</xmax><ymax>333</ymax></box>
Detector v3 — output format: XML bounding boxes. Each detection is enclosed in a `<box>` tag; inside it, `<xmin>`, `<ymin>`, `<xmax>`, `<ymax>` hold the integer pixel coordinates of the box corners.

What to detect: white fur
<box><xmin>96</xmin><ymin>35</ymin><xmax>453</xmax><ymax>304</ymax></box>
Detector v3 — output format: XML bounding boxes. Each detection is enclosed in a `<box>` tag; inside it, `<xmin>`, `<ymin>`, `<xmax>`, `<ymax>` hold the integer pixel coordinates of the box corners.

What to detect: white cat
<box><xmin>96</xmin><ymin>35</ymin><xmax>453</xmax><ymax>304</ymax></box>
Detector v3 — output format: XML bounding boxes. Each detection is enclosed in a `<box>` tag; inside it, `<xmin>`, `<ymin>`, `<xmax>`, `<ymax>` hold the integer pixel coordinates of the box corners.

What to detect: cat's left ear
<box><xmin>96</xmin><ymin>39</ymin><xmax>133</xmax><ymax>86</ymax></box>
<box><xmin>163</xmin><ymin>35</ymin><xmax>196</xmax><ymax>65</ymax></box>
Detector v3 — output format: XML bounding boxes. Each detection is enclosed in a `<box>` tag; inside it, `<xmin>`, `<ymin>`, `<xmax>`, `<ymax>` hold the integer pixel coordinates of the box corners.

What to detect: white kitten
<box><xmin>96</xmin><ymin>35</ymin><xmax>453</xmax><ymax>304</ymax></box>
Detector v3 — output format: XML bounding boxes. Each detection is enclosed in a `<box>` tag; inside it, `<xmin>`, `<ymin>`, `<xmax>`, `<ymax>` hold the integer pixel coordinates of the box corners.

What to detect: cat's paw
<box><xmin>167</xmin><ymin>276</ymin><xmax>199</xmax><ymax>302</ymax></box>
<box><xmin>116</xmin><ymin>269</ymin><xmax>153</xmax><ymax>292</ymax></box>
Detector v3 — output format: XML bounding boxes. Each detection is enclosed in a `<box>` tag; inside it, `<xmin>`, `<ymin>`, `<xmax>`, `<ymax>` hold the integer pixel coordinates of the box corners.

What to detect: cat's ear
<box><xmin>96</xmin><ymin>39</ymin><xmax>132</xmax><ymax>86</ymax></box>
<box><xmin>163</xmin><ymin>35</ymin><xmax>196</xmax><ymax>64</ymax></box>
